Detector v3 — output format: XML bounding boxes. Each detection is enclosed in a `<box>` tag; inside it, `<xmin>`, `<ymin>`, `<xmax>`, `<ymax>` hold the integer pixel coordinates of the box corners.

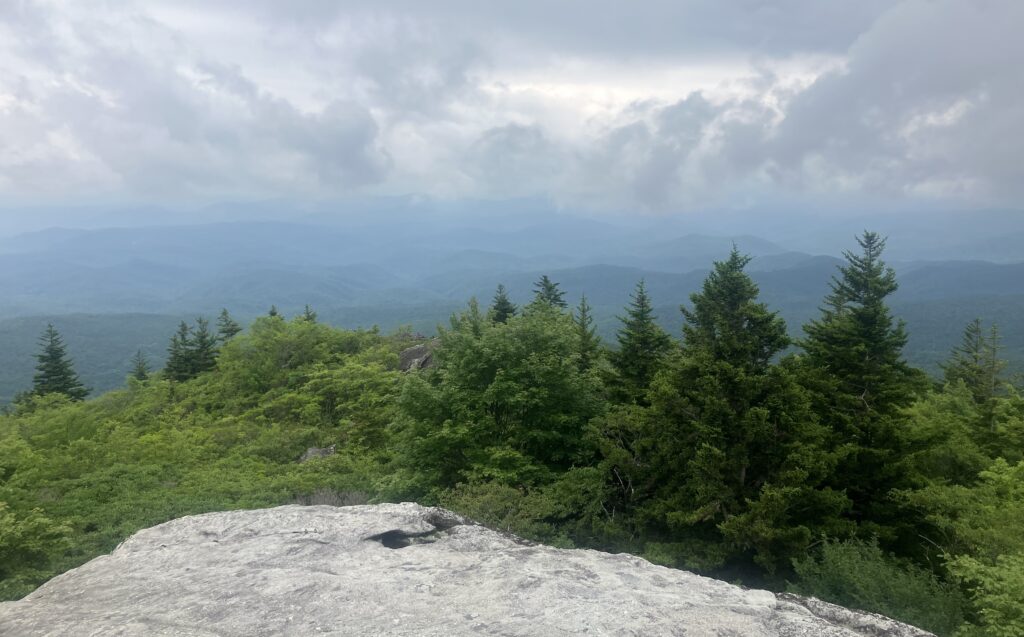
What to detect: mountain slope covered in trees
<box><xmin>3</xmin><ymin>256</ymin><xmax>1024</xmax><ymax>403</ymax></box>
<box><xmin>2</xmin><ymin>234</ymin><xmax>1022</xmax><ymax>636</ymax></box>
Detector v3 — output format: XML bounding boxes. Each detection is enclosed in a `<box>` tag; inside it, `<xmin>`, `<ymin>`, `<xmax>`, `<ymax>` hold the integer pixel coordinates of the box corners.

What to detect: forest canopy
<box><xmin>1</xmin><ymin>233</ymin><xmax>1022</xmax><ymax>636</ymax></box>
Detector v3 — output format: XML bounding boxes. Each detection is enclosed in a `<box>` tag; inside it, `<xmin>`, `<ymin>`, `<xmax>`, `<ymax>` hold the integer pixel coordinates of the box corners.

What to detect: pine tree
<box><xmin>164</xmin><ymin>321</ymin><xmax>194</xmax><ymax>382</ymax></box>
<box><xmin>268</xmin><ymin>305</ymin><xmax>280</xmax><ymax>318</ymax></box>
<box><xmin>130</xmin><ymin>349</ymin><xmax>150</xmax><ymax>381</ymax></box>
<box><xmin>682</xmin><ymin>249</ymin><xmax>788</xmax><ymax>369</ymax></box>
<box><xmin>32</xmin><ymin>324</ymin><xmax>88</xmax><ymax>400</ymax></box>
<box><xmin>532</xmin><ymin>275</ymin><xmax>567</xmax><ymax>308</ymax></box>
<box><xmin>637</xmin><ymin>251</ymin><xmax>845</xmax><ymax>570</ymax></box>
<box><xmin>190</xmin><ymin>317</ymin><xmax>218</xmax><ymax>375</ymax></box>
<box><xmin>610</xmin><ymin>279</ymin><xmax>671</xmax><ymax>402</ymax></box>
<box><xmin>800</xmin><ymin>231</ymin><xmax>921</xmax><ymax>525</ymax></box>
<box><xmin>301</xmin><ymin>304</ymin><xmax>318</xmax><ymax>322</ymax></box>
<box><xmin>489</xmin><ymin>284</ymin><xmax>518</xmax><ymax>323</ymax></box>
<box><xmin>573</xmin><ymin>294</ymin><xmax>601</xmax><ymax>371</ymax></box>
<box><xmin>943</xmin><ymin>319</ymin><xmax>1005</xmax><ymax>405</ymax></box>
<box><xmin>216</xmin><ymin>308</ymin><xmax>242</xmax><ymax>342</ymax></box>
<box><xmin>802</xmin><ymin>232</ymin><xmax>916</xmax><ymax>422</ymax></box>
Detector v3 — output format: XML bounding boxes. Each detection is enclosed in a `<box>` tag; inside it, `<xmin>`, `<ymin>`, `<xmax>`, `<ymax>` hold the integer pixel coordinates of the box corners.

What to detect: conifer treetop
<box><xmin>682</xmin><ymin>248</ymin><xmax>788</xmax><ymax>370</ymax></box>
<box><xmin>489</xmin><ymin>284</ymin><xmax>518</xmax><ymax>324</ymax></box>
<box><xmin>532</xmin><ymin>275</ymin><xmax>567</xmax><ymax>309</ymax></box>
<box><xmin>217</xmin><ymin>309</ymin><xmax>242</xmax><ymax>342</ymax></box>
<box><xmin>32</xmin><ymin>323</ymin><xmax>88</xmax><ymax>401</ymax></box>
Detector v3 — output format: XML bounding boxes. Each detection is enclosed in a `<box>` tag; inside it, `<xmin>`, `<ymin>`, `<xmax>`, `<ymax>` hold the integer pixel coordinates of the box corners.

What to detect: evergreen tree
<box><xmin>943</xmin><ymin>319</ymin><xmax>1005</xmax><ymax>405</ymax></box>
<box><xmin>190</xmin><ymin>317</ymin><xmax>218</xmax><ymax>375</ymax></box>
<box><xmin>635</xmin><ymin>251</ymin><xmax>846</xmax><ymax>571</ymax></box>
<box><xmin>130</xmin><ymin>350</ymin><xmax>150</xmax><ymax>381</ymax></box>
<box><xmin>301</xmin><ymin>305</ymin><xmax>318</xmax><ymax>322</ymax></box>
<box><xmin>573</xmin><ymin>294</ymin><xmax>601</xmax><ymax>371</ymax></box>
<box><xmin>489</xmin><ymin>284</ymin><xmax>518</xmax><ymax>323</ymax></box>
<box><xmin>532</xmin><ymin>275</ymin><xmax>567</xmax><ymax>309</ymax></box>
<box><xmin>216</xmin><ymin>308</ymin><xmax>242</xmax><ymax>342</ymax></box>
<box><xmin>164</xmin><ymin>321</ymin><xmax>194</xmax><ymax>382</ymax></box>
<box><xmin>682</xmin><ymin>250</ymin><xmax>788</xmax><ymax>369</ymax></box>
<box><xmin>31</xmin><ymin>324</ymin><xmax>88</xmax><ymax>401</ymax></box>
<box><xmin>268</xmin><ymin>305</ymin><xmax>280</xmax><ymax>318</ymax></box>
<box><xmin>800</xmin><ymin>232</ymin><xmax>922</xmax><ymax>527</ymax></box>
<box><xmin>610</xmin><ymin>279</ymin><xmax>671</xmax><ymax>402</ymax></box>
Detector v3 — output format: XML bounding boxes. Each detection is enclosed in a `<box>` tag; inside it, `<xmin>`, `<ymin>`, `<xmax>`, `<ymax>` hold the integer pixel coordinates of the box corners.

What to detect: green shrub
<box><xmin>790</xmin><ymin>538</ymin><xmax>964</xmax><ymax>636</ymax></box>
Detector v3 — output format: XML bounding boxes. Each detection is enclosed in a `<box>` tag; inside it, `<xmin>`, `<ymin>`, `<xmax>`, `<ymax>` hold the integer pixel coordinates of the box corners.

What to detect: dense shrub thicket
<box><xmin>2</xmin><ymin>233</ymin><xmax>1022</xmax><ymax>636</ymax></box>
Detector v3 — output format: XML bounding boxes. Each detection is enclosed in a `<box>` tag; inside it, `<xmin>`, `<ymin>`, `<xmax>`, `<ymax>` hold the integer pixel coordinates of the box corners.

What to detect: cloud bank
<box><xmin>0</xmin><ymin>0</ymin><xmax>1021</xmax><ymax>212</ymax></box>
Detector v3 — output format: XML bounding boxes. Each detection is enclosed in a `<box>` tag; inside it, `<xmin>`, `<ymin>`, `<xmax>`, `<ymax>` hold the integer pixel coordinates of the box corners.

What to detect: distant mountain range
<box><xmin>1</xmin><ymin>218</ymin><xmax>1022</xmax><ymax>403</ymax></box>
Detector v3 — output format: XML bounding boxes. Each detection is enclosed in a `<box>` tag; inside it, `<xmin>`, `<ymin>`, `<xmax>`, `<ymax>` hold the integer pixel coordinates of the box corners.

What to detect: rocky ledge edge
<box><xmin>0</xmin><ymin>503</ymin><xmax>933</xmax><ymax>636</ymax></box>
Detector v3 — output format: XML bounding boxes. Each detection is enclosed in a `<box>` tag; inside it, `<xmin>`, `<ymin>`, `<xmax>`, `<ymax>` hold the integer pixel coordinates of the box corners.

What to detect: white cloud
<box><xmin>0</xmin><ymin>0</ymin><xmax>1020</xmax><ymax>212</ymax></box>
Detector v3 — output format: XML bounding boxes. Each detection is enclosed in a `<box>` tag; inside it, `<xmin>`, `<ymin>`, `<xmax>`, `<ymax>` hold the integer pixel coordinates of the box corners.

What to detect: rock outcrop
<box><xmin>0</xmin><ymin>503</ymin><xmax>933</xmax><ymax>636</ymax></box>
<box><xmin>398</xmin><ymin>340</ymin><xmax>437</xmax><ymax>372</ymax></box>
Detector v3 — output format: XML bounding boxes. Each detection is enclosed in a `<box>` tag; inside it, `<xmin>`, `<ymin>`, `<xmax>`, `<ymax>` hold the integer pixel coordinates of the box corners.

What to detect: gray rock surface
<box><xmin>0</xmin><ymin>503</ymin><xmax>934</xmax><ymax>636</ymax></box>
<box><xmin>398</xmin><ymin>341</ymin><xmax>436</xmax><ymax>371</ymax></box>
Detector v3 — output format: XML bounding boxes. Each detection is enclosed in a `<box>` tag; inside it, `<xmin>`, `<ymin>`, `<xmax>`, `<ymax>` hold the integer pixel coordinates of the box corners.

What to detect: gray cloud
<box><xmin>0</xmin><ymin>2</ymin><xmax>390</xmax><ymax>200</ymax></box>
<box><xmin>764</xmin><ymin>0</ymin><xmax>1024</xmax><ymax>201</ymax></box>
<box><xmin>0</xmin><ymin>0</ymin><xmax>1020</xmax><ymax>212</ymax></box>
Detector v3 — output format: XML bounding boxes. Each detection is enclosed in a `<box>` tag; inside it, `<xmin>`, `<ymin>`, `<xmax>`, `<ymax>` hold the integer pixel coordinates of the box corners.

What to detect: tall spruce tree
<box><xmin>32</xmin><ymin>324</ymin><xmax>88</xmax><ymax>400</ymax></box>
<box><xmin>164</xmin><ymin>321</ymin><xmax>194</xmax><ymax>382</ymax></box>
<box><xmin>216</xmin><ymin>308</ymin><xmax>242</xmax><ymax>342</ymax></box>
<box><xmin>267</xmin><ymin>305</ymin><xmax>280</xmax><ymax>318</ymax></box>
<box><xmin>610</xmin><ymin>279</ymin><xmax>671</xmax><ymax>402</ymax></box>
<box><xmin>130</xmin><ymin>349</ymin><xmax>150</xmax><ymax>381</ymax></box>
<box><xmin>800</xmin><ymin>232</ymin><xmax>921</xmax><ymax>527</ymax></box>
<box><xmin>682</xmin><ymin>250</ymin><xmax>788</xmax><ymax>369</ymax></box>
<box><xmin>943</xmin><ymin>319</ymin><xmax>1005</xmax><ymax>405</ymax></box>
<box><xmin>573</xmin><ymin>294</ymin><xmax>601</xmax><ymax>371</ymax></box>
<box><xmin>190</xmin><ymin>317</ymin><xmax>218</xmax><ymax>375</ymax></box>
<box><xmin>532</xmin><ymin>275</ymin><xmax>567</xmax><ymax>308</ymax></box>
<box><xmin>636</xmin><ymin>250</ymin><xmax>845</xmax><ymax>571</ymax></box>
<box><xmin>301</xmin><ymin>305</ymin><xmax>318</xmax><ymax>322</ymax></box>
<box><xmin>489</xmin><ymin>284</ymin><xmax>518</xmax><ymax>323</ymax></box>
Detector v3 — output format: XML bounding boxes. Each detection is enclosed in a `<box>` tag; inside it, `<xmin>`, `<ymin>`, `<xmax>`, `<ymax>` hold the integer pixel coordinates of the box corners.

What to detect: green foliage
<box><xmin>943</xmin><ymin>320</ymin><xmax>1006</xmax><ymax>406</ymax></box>
<box><xmin>2</xmin><ymin>235</ymin><xmax>1022</xmax><ymax>635</ymax></box>
<box><xmin>164</xmin><ymin>317</ymin><xmax>218</xmax><ymax>382</ymax></box>
<box><xmin>31</xmin><ymin>324</ymin><xmax>88</xmax><ymax>401</ymax></box>
<box><xmin>800</xmin><ymin>232</ymin><xmax>925</xmax><ymax>528</ymax></box>
<box><xmin>391</xmin><ymin>300</ymin><xmax>605</xmax><ymax>496</ymax></box>
<box><xmin>216</xmin><ymin>308</ymin><xmax>243</xmax><ymax>342</ymax></box>
<box><xmin>573</xmin><ymin>294</ymin><xmax>601</xmax><ymax>372</ymax></box>
<box><xmin>903</xmin><ymin>383</ymin><xmax>993</xmax><ymax>485</ymax></box>
<box><xmin>901</xmin><ymin>458</ymin><xmax>1024</xmax><ymax>635</ymax></box>
<box><xmin>0</xmin><ymin>313</ymin><xmax>188</xmax><ymax>405</ymax></box>
<box><xmin>905</xmin><ymin>459</ymin><xmax>1024</xmax><ymax>565</ymax></box>
<box><xmin>950</xmin><ymin>552</ymin><xmax>1024</xmax><ymax>637</ymax></box>
<box><xmin>532</xmin><ymin>275</ymin><xmax>567</xmax><ymax>309</ymax></box>
<box><xmin>789</xmin><ymin>538</ymin><xmax>965</xmax><ymax>636</ymax></box>
<box><xmin>130</xmin><ymin>350</ymin><xmax>150</xmax><ymax>382</ymax></box>
<box><xmin>190</xmin><ymin>317</ymin><xmax>218</xmax><ymax>375</ymax></box>
<box><xmin>0</xmin><ymin>317</ymin><xmax>400</xmax><ymax>599</ymax></box>
<box><xmin>438</xmin><ymin>468</ymin><xmax>610</xmax><ymax>548</ymax></box>
<box><xmin>164</xmin><ymin>321</ymin><xmax>195</xmax><ymax>382</ymax></box>
<box><xmin>633</xmin><ymin>252</ymin><xmax>848</xmax><ymax>573</ymax></box>
<box><xmin>610</xmin><ymin>279</ymin><xmax>672</xmax><ymax>403</ymax></box>
<box><xmin>682</xmin><ymin>250</ymin><xmax>788</xmax><ymax>370</ymax></box>
<box><xmin>0</xmin><ymin>502</ymin><xmax>71</xmax><ymax>599</ymax></box>
<box><xmin>488</xmin><ymin>284</ymin><xmax>518</xmax><ymax>324</ymax></box>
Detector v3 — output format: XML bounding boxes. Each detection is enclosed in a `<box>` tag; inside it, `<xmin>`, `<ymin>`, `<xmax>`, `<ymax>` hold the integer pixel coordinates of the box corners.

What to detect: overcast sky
<box><xmin>1</xmin><ymin>0</ymin><xmax>1022</xmax><ymax>217</ymax></box>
